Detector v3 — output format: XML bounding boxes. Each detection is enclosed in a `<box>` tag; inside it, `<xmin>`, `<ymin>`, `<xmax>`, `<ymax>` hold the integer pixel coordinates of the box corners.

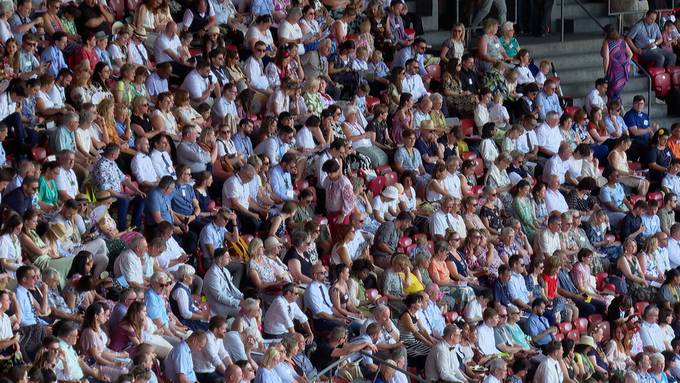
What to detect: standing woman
<box><xmin>512</xmin><ymin>179</ymin><xmax>538</xmax><ymax>242</ymax></box>
<box><xmin>391</xmin><ymin>93</ymin><xmax>415</xmax><ymax>146</ymax></box>
<box><xmin>601</xmin><ymin>25</ymin><xmax>632</xmax><ymax>102</ymax></box>
<box><xmin>386</xmin><ymin>67</ymin><xmax>405</xmax><ymax>114</ymax></box>
<box><xmin>322</xmin><ymin>159</ymin><xmax>355</xmax><ymax>231</ymax></box>
<box><xmin>440</xmin><ymin>23</ymin><xmax>466</xmax><ymax>65</ymax></box>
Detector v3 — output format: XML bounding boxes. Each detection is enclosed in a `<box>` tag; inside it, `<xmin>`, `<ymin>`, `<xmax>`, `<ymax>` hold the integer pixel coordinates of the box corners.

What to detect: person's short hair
<box><xmin>482</xmin><ymin>307</ymin><xmax>497</xmax><ymax>321</ymax></box>
<box><xmin>322</xmin><ymin>159</ymin><xmax>340</xmax><ymax>174</ymax></box>
<box><xmin>545</xmin><ymin>340</ymin><xmax>562</xmax><ymax>355</ymax></box>
<box><xmin>366</xmin><ymin>322</ymin><xmax>381</xmax><ymax>337</ymax></box>
<box><xmin>158</xmin><ymin>175</ymin><xmax>175</xmax><ymax>190</ymax></box>
<box><xmin>532</xmin><ymin>297</ymin><xmax>547</xmax><ymax>308</ymax></box>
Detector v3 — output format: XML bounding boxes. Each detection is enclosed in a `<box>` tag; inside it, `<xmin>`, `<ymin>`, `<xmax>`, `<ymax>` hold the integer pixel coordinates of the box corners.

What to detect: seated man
<box><xmin>15</xmin><ymin>266</ymin><xmax>50</xmax><ymax>359</ymax></box>
<box><xmin>222</xmin><ymin>165</ymin><xmax>266</xmax><ymax>235</ymax></box>
<box><xmin>263</xmin><ymin>283</ymin><xmax>312</xmax><ymax>340</ymax></box>
<box><xmin>91</xmin><ymin>143</ymin><xmax>145</xmax><ymax>231</ymax></box>
<box><xmin>203</xmin><ymin>247</ymin><xmax>244</xmax><ymax>318</ymax></box>
<box><xmin>525</xmin><ymin>298</ymin><xmax>557</xmax><ymax>347</ymax></box>
<box><xmin>303</xmin><ymin>264</ymin><xmax>351</xmax><ymax>332</ymax></box>
<box><xmin>164</xmin><ymin>331</ymin><xmax>208</xmax><ymax>383</ymax></box>
<box><xmin>112</xmin><ymin>236</ymin><xmax>148</xmax><ymax>289</ymax></box>
<box><xmin>269</xmin><ymin>152</ymin><xmax>299</xmax><ymax>203</ymax></box>
<box><xmin>146</xmin><ymin>272</ymin><xmax>190</xmax><ymax>344</ymax></box>
<box><xmin>131</xmin><ymin>137</ymin><xmax>160</xmax><ymax>193</ymax></box>
<box><xmin>198</xmin><ymin>208</ymin><xmax>242</xmax><ymax>278</ymax></box>
<box><xmin>625</xmin><ymin>10</ymin><xmax>676</xmax><ymax>69</ymax></box>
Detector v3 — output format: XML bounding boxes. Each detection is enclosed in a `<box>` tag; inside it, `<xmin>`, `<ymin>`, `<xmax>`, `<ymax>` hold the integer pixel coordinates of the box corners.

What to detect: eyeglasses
<box><xmin>160</xmin><ymin>282</ymin><xmax>171</xmax><ymax>287</ymax></box>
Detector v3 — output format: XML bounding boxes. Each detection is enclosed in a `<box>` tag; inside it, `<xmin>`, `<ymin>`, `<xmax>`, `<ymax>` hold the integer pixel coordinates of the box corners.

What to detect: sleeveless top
<box><xmin>187</xmin><ymin>5</ymin><xmax>211</xmax><ymax>33</ymax></box>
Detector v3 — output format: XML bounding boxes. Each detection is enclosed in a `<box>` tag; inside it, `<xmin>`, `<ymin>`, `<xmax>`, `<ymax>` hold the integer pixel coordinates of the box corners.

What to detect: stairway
<box><xmin>528</xmin><ymin>0</ymin><xmax>677</xmax><ymax>128</ymax></box>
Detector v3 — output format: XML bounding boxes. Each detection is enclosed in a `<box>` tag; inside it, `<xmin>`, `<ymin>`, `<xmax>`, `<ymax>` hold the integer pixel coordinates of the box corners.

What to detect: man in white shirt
<box><xmin>585</xmin><ymin>78</ymin><xmax>608</xmax><ymax>115</ymax></box>
<box><xmin>113</xmin><ymin>236</ymin><xmax>147</xmax><ymax>289</ymax></box>
<box><xmin>155</xmin><ymin>21</ymin><xmax>182</xmax><ymax>65</ymax></box>
<box><xmin>212</xmin><ymin>83</ymin><xmax>238</xmax><ymax>122</ymax></box>
<box><xmin>640</xmin><ymin>304</ymin><xmax>670</xmax><ymax>352</ymax></box>
<box><xmin>243</xmin><ymin>41</ymin><xmax>271</xmax><ymax>95</ymax></box>
<box><xmin>476</xmin><ymin>308</ymin><xmax>501</xmax><ymax>356</ymax></box>
<box><xmin>193</xmin><ymin>316</ymin><xmax>232</xmax><ymax>383</ymax></box>
<box><xmin>150</xmin><ymin>134</ymin><xmax>177</xmax><ymax>179</ymax></box>
<box><xmin>180</xmin><ymin>61</ymin><xmax>219</xmax><ymax>106</ymax></box>
<box><xmin>263</xmin><ymin>283</ymin><xmax>312</xmax><ymax>340</ymax></box>
<box><xmin>278</xmin><ymin>7</ymin><xmax>305</xmax><ymax>55</ymax></box>
<box><xmin>131</xmin><ymin>137</ymin><xmax>160</xmax><ymax>193</ymax></box>
<box><xmin>128</xmin><ymin>28</ymin><xmax>151</xmax><ymax>67</ymax></box>
<box><xmin>361</xmin><ymin>304</ymin><xmax>403</xmax><ymax>358</ymax></box>
<box><xmin>154</xmin><ymin>221</ymin><xmax>193</xmax><ymax>276</ymax></box>
<box><xmin>303</xmin><ymin>263</ymin><xmax>350</xmax><ymax>331</ymax></box>
<box><xmin>420</xmin><ymin>284</ymin><xmax>446</xmax><ymax>338</ymax></box>
<box><xmin>542</xmin><ymin>143</ymin><xmax>577</xmax><ymax>185</ymax></box>
<box><xmin>222</xmin><ymin>165</ymin><xmax>264</xmax><ymax>234</ymax></box>
<box><xmin>545</xmin><ymin>176</ymin><xmax>569</xmax><ymax>214</ymax></box>
<box><xmin>669</xmin><ymin>224</ymin><xmax>680</xmax><ymax>268</ymax></box>
<box><xmin>425</xmin><ymin>324</ymin><xmax>468</xmax><ymax>383</ymax></box>
<box><xmin>516</xmin><ymin>115</ymin><xmax>539</xmax><ymax>161</ymax></box>
<box><xmin>430</xmin><ymin>197</ymin><xmax>466</xmax><ymax>240</ymax></box>
<box><xmin>533</xmin><ymin>341</ymin><xmax>564</xmax><ymax>383</ymax></box>
<box><xmin>254</xmin><ymin>125</ymin><xmax>295</xmax><ymax>166</ymax></box>
<box><xmin>442</xmin><ymin>156</ymin><xmax>462</xmax><ymax>200</ymax></box>
<box><xmin>401</xmin><ymin>58</ymin><xmax>428</xmax><ymax>100</ymax></box>
<box><xmin>535</xmin><ymin>111</ymin><xmax>562</xmax><ymax>157</ymax></box>
<box><xmin>663</xmin><ymin>159</ymin><xmax>680</xmax><ymax>197</ymax></box>
<box><xmin>55</xmin><ymin>149</ymin><xmax>79</xmax><ymax>201</ymax></box>
<box><xmin>536</xmin><ymin>213</ymin><xmax>563</xmax><ymax>258</ymax></box>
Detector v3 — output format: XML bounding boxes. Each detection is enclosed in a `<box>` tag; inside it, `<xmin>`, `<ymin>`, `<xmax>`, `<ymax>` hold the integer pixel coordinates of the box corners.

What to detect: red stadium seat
<box><xmin>588</xmin><ymin>314</ymin><xmax>603</xmax><ymax>325</ymax></box>
<box><xmin>368</xmin><ymin>176</ymin><xmax>386</xmax><ymax>196</ymax></box>
<box><xmin>445</xmin><ymin>311</ymin><xmax>459</xmax><ymax>323</ymax></box>
<box><xmin>471</xmin><ymin>185</ymin><xmax>484</xmax><ymax>198</ymax></box>
<box><xmin>559</xmin><ymin>322</ymin><xmax>573</xmax><ymax>334</ymax></box>
<box><xmin>600</xmin><ymin>321</ymin><xmax>611</xmax><ymax>342</ymax></box>
<box><xmin>564</xmin><ymin>105</ymin><xmax>581</xmax><ymax>116</ymax></box>
<box><xmin>575</xmin><ymin>318</ymin><xmax>589</xmax><ymax>334</ymax></box>
<box><xmin>384</xmin><ymin>171</ymin><xmax>398</xmax><ymax>186</ymax></box>
<box><xmin>648</xmin><ymin>192</ymin><xmax>664</xmax><ymax>203</ymax></box>
<box><xmin>668</xmin><ymin>66</ymin><xmax>680</xmax><ymax>90</ymax></box>
<box><xmin>413</xmin><ymin>233</ymin><xmax>428</xmax><ymax>243</ymax></box>
<box><xmin>473</xmin><ymin>158</ymin><xmax>485</xmax><ymax>179</ymax></box>
<box><xmin>554</xmin><ymin>332</ymin><xmax>564</xmax><ymax>341</ymax></box>
<box><xmin>399</xmin><ymin>236</ymin><xmax>413</xmax><ymax>249</ymax></box>
<box><xmin>375</xmin><ymin>165</ymin><xmax>392</xmax><ymax>175</ymax></box>
<box><xmin>31</xmin><ymin>147</ymin><xmax>47</xmax><ymax>163</ymax></box>
<box><xmin>461</xmin><ymin>152</ymin><xmax>477</xmax><ymax>160</ymax></box>
<box><xmin>566</xmin><ymin>330</ymin><xmax>580</xmax><ymax>342</ymax></box>
<box><xmin>595</xmin><ymin>272</ymin><xmax>609</xmax><ymax>291</ymax></box>
<box><xmin>426</xmin><ymin>64</ymin><xmax>441</xmax><ymax>81</ymax></box>
<box><xmin>366</xmin><ymin>96</ymin><xmax>380</xmax><ymax>113</ymax></box>
<box><xmin>629</xmin><ymin>195</ymin><xmax>644</xmax><ymax>205</ymax></box>
<box><xmin>461</xmin><ymin>118</ymin><xmax>475</xmax><ymax>136</ymax></box>
<box><xmin>635</xmin><ymin>301</ymin><xmax>650</xmax><ymax>316</ymax></box>
<box><xmin>649</xmin><ymin>66</ymin><xmax>671</xmax><ymax>98</ymax></box>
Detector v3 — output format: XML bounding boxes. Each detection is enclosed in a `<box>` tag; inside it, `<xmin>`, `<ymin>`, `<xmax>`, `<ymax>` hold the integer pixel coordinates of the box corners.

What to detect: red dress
<box><xmin>542</xmin><ymin>273</ymin><xmax>558</xmax><ymax>299</ymax></box>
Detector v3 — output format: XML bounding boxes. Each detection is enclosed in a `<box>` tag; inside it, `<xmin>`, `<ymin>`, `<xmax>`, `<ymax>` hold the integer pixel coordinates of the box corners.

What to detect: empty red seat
<box><xmin>445</xmin><ymin>311</ymin><xmax>459</xmax><ymax>323</ymax></box>
<box><xmin>473</xmin><ymin>158</ymin><xmax>485</xmax><ymax>179</ymax></box>
<box><xmin>384</xmin><ymin>171</ymin><xmax>398</xmax><ymax>186</ymax></box>
<box><xmin>600</xmin><ymin>321</ymin><xmax>611</xmax><ymax>342</ymax></box>
<box><xmin>461</xmin><ymin>151</ymin><xmax>477</xmax><ymax>160</ymax></box>
<box><xmin>575</xmin><ymin>318</ymin><xmax>589</xmax><ymax>334</ymax></box>
<box><xmin>588</xmin><ymin>314</ymin><xmax>604</xmax><ymax>325</ymax></box>
<box><xmin>564</xmin><ymin>105</ymin><xmax>581</xmax><ymax>116</ymax></box>
<box><xmin>461</xmin><ymin>118</ymin><xmax>475</xmax><ymax>136</ymax></box>
<box><xmin>595</xmin><ymin>272</ymin><xmax>609</xmax><ymax>290</ymax></box>
<box><xmin>635</xmin><ymin>301</ymin><xmax>650</xmax><ymax>316</ymax></box>
<box><xmin>399</xmin><ymin>236</ymin><xmax>413</xmax><ymax>249</ymax></box>
<box><xmin>648</xmin><ymin>192</ymin><xmax>664</xmax><ymax>203</ymax></box>
<box><xmin>374</xmin><ymin>165</ymin><xmax>392</xmax><ymax>175</ymax></box>
<box><xmin>471</xmin><ymin>185</ymin><xmax>484</xmax><ymax>198</ymax></box>
<box><xmin>566</xmin><ymin>329</ymin><xmax>580</xmax><ymax>342</ymax></box>
<box><xmin>31</xmin><ymin>147</ymin><xmax>47</xmax><ymax>163</ymax></box>
<box><xmin>649</xmin><ymin>66</ymin><xmax>671</xmax><ymax>97</ymax></box>
<box><xmin>366</xmin><ymin>96</ymin><xmax>380</xmax><ymax>113</ymax></box>
<box><xmin>629</xmin><ymin>195</ymin><xmax>644</xmax><ymax>205</ymax></box>
<box><xmin>559</xmin><ymin>322</ymin><xmax>573</xmax><ymax>334</ymax></box>
<box><xmin>368</xmin><ymin>176</ymin><xmax>386</xmax><ymax>196</ymax></box>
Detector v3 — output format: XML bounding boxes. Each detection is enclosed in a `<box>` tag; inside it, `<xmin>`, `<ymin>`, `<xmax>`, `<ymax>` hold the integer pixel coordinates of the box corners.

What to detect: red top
<box><xmin>542</xmin><ymin>274</ymin><xmax>558</xmax><ymax>299</ymax></box>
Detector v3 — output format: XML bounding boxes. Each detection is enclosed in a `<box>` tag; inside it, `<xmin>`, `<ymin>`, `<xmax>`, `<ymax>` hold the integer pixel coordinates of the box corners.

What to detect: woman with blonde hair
<box><xmin>607</xmin><ymin>136</ymin><xmax>650</xmax><ymax>196</ymax></box>
<box><xmin>638</xmin><ymin>236</ymin><xmax>665</xmax><ymax>287</ymax></box>
<box><xmin>303</xmin><ymin>77</ymin><xmax>324</xmax><ymax>117</ymax></box>
<box><xmin>440</xmin><ymin>23</ymin><xmax>466</xmax><ymax>64</ymax></box>
<box><xmin>173</xmin><ymin>88</ymin><xmax>205</xmax><ymax>129</ymax></box>
<box><xmin>256</xmin><ymin>347</ymin><xmax>283</xmax><ymax>383</ymax></box>
<box><xmin>248</xmin><ymin>238</ymin><xmax>288</xmax><ymax>306</ymax></box>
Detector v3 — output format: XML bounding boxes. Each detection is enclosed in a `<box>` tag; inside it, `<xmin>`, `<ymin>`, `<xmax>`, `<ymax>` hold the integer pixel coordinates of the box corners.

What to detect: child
<box><xmin>356</xmin><ymin>19</ymin><xmax>374</xmax><ymax>56</ymax></box>
<box><xmin>355</xmin><ymin>82</ymin><xmax>370</xmax><ymax>117</ymax></box>
<box><xmin>22</xmin><ymin>78</ymin><xmax>41</xmax><ymax>129</ymax></box>
<box><xmin>505</xmin><ymin>69</ymin><xmax>521</xmax><ymax>101</ymax></box>
<box><xmin>178</xmin><ymin>31</ymin><xmax>196</xmax><ymax>68</ymax></box>
<box><xmin>534</xmin><ymin>60</ymin><xmax>551</xmax><ymax>87</ymax></box>
<box><xmin>661</xmin><ymin>20</ymin><xmax>679</xmax><ymax>53</ymax></box>
<box><xmin>367</xmin><ymin>50</ymin><xmax>390</xmax><ymax>93</ymax></box>
<box><xmin>352</xmin><ymin>46</ymin><xmax>369</xmax><ymax>73</ymax></box>
<box><xmin>488</xmin><ymin>92</ymin><xmax>510</xmax><ymax>131</ymax></box>
<box><xmin>114</xmin><ymin>103</ymin><xmax>134</xmax><ymax>148</ymax></box>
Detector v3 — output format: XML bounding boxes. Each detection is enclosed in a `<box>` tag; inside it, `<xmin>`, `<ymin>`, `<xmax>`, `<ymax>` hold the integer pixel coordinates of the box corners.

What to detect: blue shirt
<box><xmin>627</xmin><ymin>20</ymin><xmax>662</xmax><ymax>50</ymax></box>
<box><xmin>535</xmin><ymin>91</ymin><xmax>562</xmax><ymax>121</ymax></box>
<box><xmin>199</xmin><ymin>221</ymin><xmax>228</xmax><ymax>256</ymax></box>
<box><xmin>40</xmin><ymin>45</ymin><xmax>68</xmax><ymax>78</ymax></box>
<box><xmin>599</xmin><ymin>182</ymin><xmax>626</xmax><ymax>210</ymax></box>
<box><xmin>164</xmin><ymin>341</ymin><xmax>197</xmax><ymax>383</ymax></box>
<box><xmin>172</xmin><ymin>183</ymin><xmax>196</xmax><ymax>216</ymax></box>
<box><xmin>526</xmin><ymin>312</ymin><xmax>553</xmax><ymax>346</ymax></box>
<box><xmin>508</xmin><ymin>272</ymin><xmax>530</xmax><ymax>306</ymax></box>
<box><xmin>0</xmin><ymin>142</ymin><xmax>6</xmax><ymax>167</ymax></box>
<box><xmin>604</xmin><ymin>114</ymin><xmax>628</xmax><ymax>135</ymax></box>
<box><xmin>146</xmin><ymin>188</ymin><xmax>174</xmax><ymax>224</ymax></box>
<box><xmin>269</xmin><ymin>165</ymin><xmax>294</xmax><ymax>201</ymax></box>
<box><xmin>250</xmin><ymin>0</ymin><xmax>273</xmax><ymax>16</ymax></box>
<box><xmin>392</xmin><ymin>46</ymin><xmax>426</xmax><ymax>76</ymax></box>
<box><xmin>624</xmin><ymin>109</ymin><xmax>651</xmax><ymax>143</ymax></box>
<box><xmin>55</xmin><ymin>127</ymin><xmax>76</xmax><ymax>153</ymax></box>
<box><xmin>16</xmin><ymin>284</ymin><xmax>45</xmax><ymax>327</ymax></box>
<box><xmin>145</xmin><ymin>288</ymin><xmax>170</xmax><ymax>327</ymax></box>
<box><xmin>233</xmin><ymin>132</ymin><xmax>253</xmax><ymax>157</ymax></box>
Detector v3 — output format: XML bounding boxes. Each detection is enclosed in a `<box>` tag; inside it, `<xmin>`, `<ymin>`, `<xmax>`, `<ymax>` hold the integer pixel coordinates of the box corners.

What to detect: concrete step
<box><xmin>552</xmin><ymin>15</ymin><xmax>617</xmax><ymax>35</ymax></box>
<box><xmin>551</xmin><ymin>1</ymin><xmax>608</xmax><ymax>20</ymax></box>
<box><xmin>521</xmin><ymin>33</ymin><xmax>603</xmax><ymax>57</ymax></box>
<box><xmin>561</xmin><ymin>77</ymin><xmax>649</xmax><ymax>97</ymax></box>
<box><xmin>549</xmin><ymin>53</ymin><xmax>604</xmax><ymax>71</ymax></box>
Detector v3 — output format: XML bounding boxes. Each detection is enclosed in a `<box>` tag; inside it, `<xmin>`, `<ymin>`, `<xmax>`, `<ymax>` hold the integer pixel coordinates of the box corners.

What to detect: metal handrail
<box><xmin>309</xmin><ymin>350</ymin><xmax>427</xmax><ymax>383</ymax></box>
<box><xmin>633</xmin><ymin>60</ymin><xmax>653</xmax><ymax>117</ymax></box>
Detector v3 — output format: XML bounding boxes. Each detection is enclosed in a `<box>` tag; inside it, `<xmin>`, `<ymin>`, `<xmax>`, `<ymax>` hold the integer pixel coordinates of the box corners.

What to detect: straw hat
<box><xmin>48</xmin><ymin>223</ymin><xmax>68</xmax><ymax>240</ymax></box>
<box><xmin>577</xmin><ymin>335</ymin><xmax>597</xmax><ymax>349</ymax></box>
<box><xmin>381</xmin><ymin>186</ymin><xmax>399</xmax><ymax>200</ymax></box>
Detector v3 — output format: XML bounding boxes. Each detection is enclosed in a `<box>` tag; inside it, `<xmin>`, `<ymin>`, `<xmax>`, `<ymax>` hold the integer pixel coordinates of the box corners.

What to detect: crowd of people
<box><xmin>0</xmin><ymin>0</ymin><xmax>677</xmax><ymax>382</ymax></box>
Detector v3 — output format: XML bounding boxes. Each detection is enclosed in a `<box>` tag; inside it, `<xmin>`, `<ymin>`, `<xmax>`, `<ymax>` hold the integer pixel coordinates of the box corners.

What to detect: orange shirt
<box><xmin>669</xmin><ymin>138</ymin><xmax>680</xmax><ymax>159</ymax></box>
<box><xmin>428</xmin><ymin>259</ymin><xmax>450</xmax><ymax>284</ymax></box>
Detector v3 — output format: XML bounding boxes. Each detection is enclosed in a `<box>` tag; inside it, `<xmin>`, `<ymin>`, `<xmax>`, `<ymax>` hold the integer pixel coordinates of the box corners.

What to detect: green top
<box><xmin>38</xmin><ymin>176</ymin><xmax>58</xmax><ymax>207</ymax></box>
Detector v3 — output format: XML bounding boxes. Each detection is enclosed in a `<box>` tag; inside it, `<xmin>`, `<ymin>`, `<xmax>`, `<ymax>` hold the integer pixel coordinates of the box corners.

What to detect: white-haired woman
<box><xmin>341</xmin><ymin>105</ymin><xmax>388</xmax><ymax>167</ymax></box>
<box><xmin>169</xmin><ymin>264</ymin><xmax>209</xmax><ymax>332</ymax></box>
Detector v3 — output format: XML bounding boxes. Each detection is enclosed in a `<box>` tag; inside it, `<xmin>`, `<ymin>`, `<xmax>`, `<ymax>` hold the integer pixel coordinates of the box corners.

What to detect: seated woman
<box><xmin>168</xmin><ymin>264</ymin><xmax>209</xmax><ymax>331</ymax></box>
<box><xmin>398</xmin><ymin>293</ymin><xmax>434</xmax><ymax>367</ymax></box>
<box><xmin>248</xmin><ymin>238</ymin><xmax>289</xmax><ymax>305</ymax></box>
<box><xmin>78</xmin><ymin>302</ymin><xmax>129</xmax><ymax>381</ymax></box>
<box><xmin>430</xmin><ymin>238</ymin><xmax>476</xmax><ymax>312</ymax></box>
<box><xmin>331</xmin><ymin>264</ymin><xmax>365</xmax><ymax>336</ymax></box>
<box><xmin>43</xmin><ymin>268</ymin><xmax>81</xmax><ymax>322</ymax></box>
<box><xmin>109</xmin><ymin>301</ymin><xmax>147</xmax><ymax>354</ymax></box>
<box><xmin>607</xmin><ymin>136</ymin><xmax>650</xmax><ymax>196</ymax></box>
<box><xmin>616</xmin><ymin>238</ymin><xmax>657</xmax><ymax>302</ymax></box>
<box><xmin>20</xmin><ymin>210</ymin><xmax>74</xmax><ymax>287</ymax></box>
<box><xmin>425</xmin><ymin>162</ymin><xmax>455</xmax><ymax>203</ymax></box>
<box><xmin>341</xmin><ymin>105</ymin><xmax>387</xmax><ymax>167</ymax></box>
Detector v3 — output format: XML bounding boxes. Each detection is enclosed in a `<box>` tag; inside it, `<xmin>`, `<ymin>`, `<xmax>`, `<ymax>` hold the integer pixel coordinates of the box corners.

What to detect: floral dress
<box><xmin>249</xmin><ymin>257</ymin><xmax>277</xmax><ymax>285</ymax></box>
<box><xmin>442</xmin><ymin>72</ymin><xmax>476</xmax><ymax>116</ymax></box>
<box><xmin>560</xmin><ymin>127</ymin><xmax>580</xmax><ymax>151</ymax></box>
